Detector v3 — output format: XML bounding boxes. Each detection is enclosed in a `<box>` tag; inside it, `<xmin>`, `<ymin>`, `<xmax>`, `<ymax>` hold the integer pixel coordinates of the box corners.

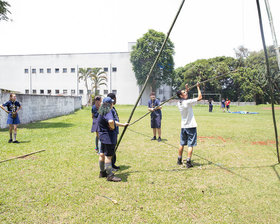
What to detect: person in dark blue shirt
<box><xmin>148</xmin><ymin>92</ymin><xmax>162</xmax><ymax>142</ymax></box>
<box><xmin>107</xmin><ymin>93</ymin><xmax>120</xmax><ymax>171</ymax></box>
<box><xmin>209</xmin><ymin>98</ymin><xmax>213</xmax><ymax>112</ymax></box>
<box><xmin>0</xmin><ymin>93</ymin><xmax>22</xmax><ymax>143</ymax></box>
<box><xmin>91</xmin><ymin>96</ymin><xmax>102</xmax><ymax>152</ymax></box>
<box><xmin>97</xmin><ymin>97</ymin><xmax>128</xmax><ymax>182</ymax></box>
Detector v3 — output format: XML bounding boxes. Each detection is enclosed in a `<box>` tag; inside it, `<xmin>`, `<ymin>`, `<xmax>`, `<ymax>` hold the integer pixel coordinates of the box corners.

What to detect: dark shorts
<box><xmin>226</xmin><ymin>105</ymin><xmax>230</xmax><ymax>109</ymax></box>
<box><xmin>100</xmin><ymin>143</ymin><xmax>115</xmax><ymax>156</ymax></box>
<box><xmin>151</xmin><ymin>116</ymin><xmax>161</xmax><ymax>129</ymax></box>
<box><xmin>180</xmin><ymin>127</ymin><xmax>197</xmax><ymax>147</ymax></box>
<box><xmin>7</xmin><ymin>113</ymin><xmax>20</xmax><ymax>125</ymax></box>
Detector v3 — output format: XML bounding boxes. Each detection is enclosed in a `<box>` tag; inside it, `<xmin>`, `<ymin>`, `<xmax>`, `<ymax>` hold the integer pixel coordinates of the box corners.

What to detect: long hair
<box><xmin>98</xmin><ymin>102</ymin><xmax>112</xmax><ymax>116</ymax></box>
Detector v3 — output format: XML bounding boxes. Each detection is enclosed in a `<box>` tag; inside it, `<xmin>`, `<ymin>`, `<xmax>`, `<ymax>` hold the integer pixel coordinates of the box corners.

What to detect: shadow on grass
<box><xmin>0</xmin><ymin>122</ymin><xmax>74</xmax><ymax>132</ymax></box>
<box><xmin>128</xmin><ymin>128</ymin><xmax>252</xmax><ymax>182</ymax></box>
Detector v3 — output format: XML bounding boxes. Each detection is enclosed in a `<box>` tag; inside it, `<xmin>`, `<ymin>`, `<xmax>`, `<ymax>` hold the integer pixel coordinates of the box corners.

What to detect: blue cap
<box><xmin>103</xmin><ymin>97</ymin><xmax>114</xmax><ymax>104</ymax></box>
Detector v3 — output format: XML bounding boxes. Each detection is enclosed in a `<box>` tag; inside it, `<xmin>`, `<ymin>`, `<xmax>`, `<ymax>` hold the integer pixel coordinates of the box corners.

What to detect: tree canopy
<box><xmin>130</xmin><ymin>29</ymin><xmax>175</xmax><ymax>91</ymax></box>
<box><xmin>0</xmin><ymin>0</ymin><xmax>10</xmax><ymax>21</ymax></box>
<box><xmin>173</xmin><ymin>46</ymin><xmax>280</xmax><ymax>104</ymax></box>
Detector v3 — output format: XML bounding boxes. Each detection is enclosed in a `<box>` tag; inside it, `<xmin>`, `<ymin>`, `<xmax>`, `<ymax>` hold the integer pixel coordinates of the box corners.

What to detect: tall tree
<box><xmin>130</xmin><ymin>29</ymin><xmax>175</xmax><ymax>91</ymax></box>
<box><xmin>0</xmin><ymin>0</ymin><xmax>10</xmax><ymax>21</ymax></box>
<box><xmin>78</xmin><ymin>68</ymin><xmax>92</xmax><ymax>105</ymax></box>
<box><xmin>90</xmin><ymin>68</ymin><xmax>107</xmax><ymax>96</ymax></box>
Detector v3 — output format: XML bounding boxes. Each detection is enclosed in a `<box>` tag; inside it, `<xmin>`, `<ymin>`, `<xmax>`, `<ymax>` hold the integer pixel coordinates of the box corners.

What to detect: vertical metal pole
<box><xmin>29</xmin><ymin>66</ymin><xmax>32</xmax><ymax>94</ymax></box>
<box><xmin>109</xmin><ymin>63</ymin><xmax>112</xmax><ymax>93</ymax></box>
<box><xmin>256</xmin><ymin>0</ymin><xmax>280</xmax><ymax>163</ymax></box>
<box><xmin>264</xmin><ymin>0</ymin><xmax>280</xmax><ymax>71</ymax></box>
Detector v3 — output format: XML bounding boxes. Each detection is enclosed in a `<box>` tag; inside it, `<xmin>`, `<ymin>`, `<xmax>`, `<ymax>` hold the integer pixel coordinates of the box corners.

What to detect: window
<box><xmin>55</xmin><ymin>68</ymin><xmax>59</xmax><ymax>73</ymax></box>
<box><xmin>112</xmin><ymin>90</ymin><xmax>117</xmax><ymax>94</ymax></box>
<box><xmin>40</xmin><ymin>68</ymin><xmax>44</xmax><ymax>73</ymax></box>
<box><xmin>47</xmin><ymin>68</ymin><xmax>51</xmax><ymax>73</ymax></box>
<box><xmin>71</xmin><ymin>89</ymin><xmax>75</xmax><ymax>95</ymax></box>
<box><xmin>63</xmin><ymin>68</ymin><xmax>67</xmax><ymax>73</ymax></box>
<box><xmin>87</xmin><ymin>90</ymin><xmax>91</xmax><ymax>95</ymax></box>
<box><xmin>33</xmin><ymin>89</ymin><xmax>37</xmax><ymax>94</ymax></box>
<box><xmin>32</xmin><ymin>69</ymin><xmax>36</xmax><ymax>74</ymax></box>
<box><xmin>25</xmin><ymin>89</ymin><xmax>29</xmax><ymax>94</ymax></box>
<box><xmin>96</xmin><ymin>90</ymin><xmax>100</xmax><ymax>95</ymax></box>
<box><xmin>40</xmin><ymin>89</ymin><xmax>44</xmax><ymax>94</ymax></box>
<box><xmin>71</xmin><ymin>68</ymin><xmax>76</xmax><ymax>73</ymax></box>
<box><xmin>63</xmin><ymin>89</ymin><xmax>68</xmax><ymax>94</ymax></box>
<box><xmin>112</xmin><ymin>67</ymin><xmax>117</xmax><ymax>72</ymax></box>
<box><xmin>79</xmin><ymin>90</ymin><xmax>84</xmax><ymax>95</ymax></box>
<box><xmin>104</xmin><ymin>67</ymin><xmax>108</xmax><ymax>72</ymax></box>
<box><xmin>104</xmin><ymin>90</ymin><xmax>108</xmax><ymax>95</ymax></box>
<box><xmin>55</xmin><ymin>89</ymin><xmax>59</xmax><ymax>94</ymax></box>
<box><xmin>47</xmin><ymin>89</ymin><xmax>52</xmax><ymax>94</ymax></box>
<box><xmin>24</xmin><ymin>69</ymin><xmax>29</xmax><ymax>74</ymax></box>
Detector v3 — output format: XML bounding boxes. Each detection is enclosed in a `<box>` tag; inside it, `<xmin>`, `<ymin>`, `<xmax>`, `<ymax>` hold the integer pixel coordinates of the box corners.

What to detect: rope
<box><xmin>130</xmin><ymin>70</ymin><xmax>239</xmax><ymax>126</ymax></box>
<box><xmin>114</xmin><ymin>0</ymin><xmax>186</xmax><ymax>153</ymax></box>
<box><xmin>256</xmin><ymin>0</ymin><xmax>279</xmax><ymax>163</ymax></box>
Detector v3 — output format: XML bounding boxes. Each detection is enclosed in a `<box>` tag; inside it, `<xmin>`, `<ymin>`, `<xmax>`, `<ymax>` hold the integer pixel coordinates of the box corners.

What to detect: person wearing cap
<box><xmin>97</xmin><ymin>97</ymin><xmax>129</xmax><ymax>182</ymax></box>
<box><xmin>107</xmin><ymin>93</ymin><xmax>120</xmax><ymax>171</ymax></box>
<box><xmin>91</xmin><ymin>96</ymin><xmax>102</xmax><ymax>152</ymax></box>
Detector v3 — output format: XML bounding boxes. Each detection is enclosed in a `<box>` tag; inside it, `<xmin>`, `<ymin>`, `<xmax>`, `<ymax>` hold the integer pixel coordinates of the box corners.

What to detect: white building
<box><xmin>0</xmin><ymin>43</ymin><xmax>172</xmax><ymax>105</ymax></box>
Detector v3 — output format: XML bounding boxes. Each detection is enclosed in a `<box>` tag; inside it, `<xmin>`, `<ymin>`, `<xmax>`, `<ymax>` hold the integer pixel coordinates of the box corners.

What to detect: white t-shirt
<box><xmin>177</xmin><ymin>98</ymin><xmax>198</xmax><ymax>128</ymax></box>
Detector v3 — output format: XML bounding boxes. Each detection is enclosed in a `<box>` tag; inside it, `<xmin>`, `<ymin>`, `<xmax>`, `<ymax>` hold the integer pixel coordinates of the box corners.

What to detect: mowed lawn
<box><xmin>0</xmin><ymin>104</ymin><xmax>280</xmax><ymax>223</ymax></box>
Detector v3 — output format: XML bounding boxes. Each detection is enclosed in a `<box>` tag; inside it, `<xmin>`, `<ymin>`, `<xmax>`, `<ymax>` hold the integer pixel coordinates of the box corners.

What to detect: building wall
<box><xmin>0</xmin><ymin>92</ymin><xmax>81</xmax><ymax>129</ymax></box>
<box><xmin>0</xmin><ymin>49</ymin><xmax>172</xmax><ymax>105</ymax></box>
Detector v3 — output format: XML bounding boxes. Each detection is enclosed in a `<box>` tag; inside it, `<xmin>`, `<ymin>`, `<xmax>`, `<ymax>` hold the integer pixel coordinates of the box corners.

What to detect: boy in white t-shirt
<box><xmin>176</xmin><ymin>83</ymin><xmax>202</xmax><ymax>168</ymax></box>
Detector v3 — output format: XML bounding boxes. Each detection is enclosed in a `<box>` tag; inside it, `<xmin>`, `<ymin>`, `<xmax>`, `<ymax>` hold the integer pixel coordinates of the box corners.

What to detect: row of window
<box><xmin>24</xmin><ymin>67</ymin><xmax>117</xmax><ymax>74</ymax></box>
<box><xmin>25</xmin><ymin>89</ymin><xmax>117</xmax><ymax>95</ymax></box>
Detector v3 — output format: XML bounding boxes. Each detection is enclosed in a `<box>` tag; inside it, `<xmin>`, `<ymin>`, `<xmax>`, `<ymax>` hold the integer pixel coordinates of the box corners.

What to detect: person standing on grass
<box><xmin>221</xmin><ymin>98</ymin><xmax>226</xmax><ymax>112</ymax></box>
<box><xmin>148</xmin><ymin>92</ymin><xmax>162</xmax><ymax>142</ymax></box>
<box><xmin>107</xmin><ymin>92</ymin><xmax>120</xmax><ymax>171</ymax></box>
<box><xmin>0</xmin><ymin>93</ymin><xmax>22</xmax><ymax>143</ymax></box>
<box><xmin>176</xmin><ymin>83</ymin><xmax>202</xmax><ymax>168</ymax></box>
<box><xmin>91</xmin><ymin>96</ymin><xmax>102</xmax><ymax>152</ymax></box>
<box><xmin>208</xmin><ymin>98</ymin><xmax>213</xmax><ymax>112</ymax></box>
<box><xmin>225</xmin><ymin>98</ymin><xmax>231</xmax><ymax>112</ymax></box>
<box><xmin>97</xmin><ymin>97</ymin><xmax>129</xmax><ymax>182</ymax></box>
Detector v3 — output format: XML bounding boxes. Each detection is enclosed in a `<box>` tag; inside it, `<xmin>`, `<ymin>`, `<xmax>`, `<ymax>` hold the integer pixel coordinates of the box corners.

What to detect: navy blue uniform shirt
<box><xmin>91</xmin><ymin>105</ymin><xmax>99</xmax><ymax>118</ymax></box>
<box><xmin>148</xmin><ymin>99</ymin><xmax>162</xmax><ymax>119</ymax></box>
<box><xmin>2</xmin><ymin>100</ymin><xmax>21</xmax><ymax>112</ymax></box>
<box><xmin>97</xmin><ymin>110</ymin><xmax>117</xmax><ymax>144</ymax></box>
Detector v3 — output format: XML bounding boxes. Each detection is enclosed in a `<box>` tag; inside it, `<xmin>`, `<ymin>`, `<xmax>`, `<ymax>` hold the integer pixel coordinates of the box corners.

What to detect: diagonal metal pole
<box><xmin>115</xmin><ymin>0</ymin><xmax>186</xmax><ymax>153</ymax></box>
<box><xmin>256</xmin><ymin>0</ymin><xmax>279</xmax><ymax>163</ymax></box>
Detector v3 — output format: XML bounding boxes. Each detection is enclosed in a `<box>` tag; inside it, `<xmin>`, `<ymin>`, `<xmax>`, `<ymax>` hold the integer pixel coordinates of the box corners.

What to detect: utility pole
<box><xmin>264</xmin><ymin>0</ymin><xmax>280</xmax><ymax>71</ymax></box>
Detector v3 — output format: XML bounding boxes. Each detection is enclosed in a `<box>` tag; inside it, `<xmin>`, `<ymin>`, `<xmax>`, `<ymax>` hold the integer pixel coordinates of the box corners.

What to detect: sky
<box><xmin>0</xmin><ymin>0</ymin><xmax>279</xmax><ymax>68</ymax></box>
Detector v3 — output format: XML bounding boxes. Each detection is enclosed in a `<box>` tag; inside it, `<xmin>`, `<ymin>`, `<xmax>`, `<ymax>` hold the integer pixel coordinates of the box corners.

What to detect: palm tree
<box><xmin>90</xmin><ymin>68</ymin><xmax>108</xmax><ymax>97</ymax></box>
<box><xmin>78</xmin><ymin>68</ymin><xmax>92</xmax><ymax>105</ymax></box>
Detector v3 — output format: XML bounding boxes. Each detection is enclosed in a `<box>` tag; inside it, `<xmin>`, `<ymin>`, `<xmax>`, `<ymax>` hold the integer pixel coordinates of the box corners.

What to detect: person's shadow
<box><xmin>115</xmin><ymin>165</ymin><xmax>131</xmax><ymax>182</ymax></box>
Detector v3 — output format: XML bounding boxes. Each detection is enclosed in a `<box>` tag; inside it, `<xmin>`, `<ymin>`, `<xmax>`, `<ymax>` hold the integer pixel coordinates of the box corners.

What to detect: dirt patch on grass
<box><xmin>262</xmin><ymin>107</ymin><xmax>280</xmax><ymax>110</ymax></box>
<box><xmin>251</xmin><ymin>140</ymin><xmax>276</xmax><ymax>145</ymax></box>
<box><xmin>199</xmin><ymin>136</ymin><xmax>229</xmax><ymax>143</ymax></box>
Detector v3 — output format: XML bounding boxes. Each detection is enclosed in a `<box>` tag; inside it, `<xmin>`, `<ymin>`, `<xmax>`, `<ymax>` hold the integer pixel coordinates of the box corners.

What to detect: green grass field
<box><xmin>1</xmin><ymin>104</ymin><xmax>280</xmax><ymax>223</ymax></box>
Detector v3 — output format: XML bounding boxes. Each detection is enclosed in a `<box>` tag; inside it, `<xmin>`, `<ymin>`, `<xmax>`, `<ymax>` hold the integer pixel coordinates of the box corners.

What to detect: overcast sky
<box><xmin>0</xmin><ymin>0</ymin><xmax>279</xmax><ymax>67</ymax></box>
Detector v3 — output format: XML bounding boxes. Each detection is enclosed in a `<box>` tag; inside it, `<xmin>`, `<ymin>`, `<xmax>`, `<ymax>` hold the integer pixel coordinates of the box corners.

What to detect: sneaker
<box><xmin>186</xmin><ymin>161</ymin><xmax>193</xmax><ymax>168</ymax></box>
<box><xmin>157</xmin><ymin>137</ymin><xmax>162</xmax><ymax>142</ymax></box>
<box><xmin>99</xmin><ymin>171</ymin><xmax>107</xmax><ymax>178</ymax></box>
<box><xmin>107</xmin><ymin>174</ymin><xmax>121</xmax><ymax>182</ymax></box>
<box><xmin>177</xmin><ymin>159</ymin><xmax>182</xmax><ymax>165</ymax></box>
<box><xmin>151</xmin><ymin>136</ymin><xmax>156</xmax><ymax>141</ymax></box>
<box><xmin>13</xmin><ymin>140</ymin><xmax>20</xmax><ymax>143</ymax></box>
<box><xmin>8</xmin><ymin>139</ymin><xmax>13</xmax><ymax>143</ymax></box>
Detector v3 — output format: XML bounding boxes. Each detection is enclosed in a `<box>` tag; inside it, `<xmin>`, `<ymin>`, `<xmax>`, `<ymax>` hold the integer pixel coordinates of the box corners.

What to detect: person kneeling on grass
<box><xmin>176</xmin><ymin>82</ymin><xmax>202</xmax><ymax>168</ymax></box>
<box><xmin>97</xmin><ymin>97</ymin><xmax>129</xmax><ymax>182</ymax></box>
<box><xmin>0</xmin><ymin>93</ymin><xmax>22</xmax><ymax>143</ymax></box>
